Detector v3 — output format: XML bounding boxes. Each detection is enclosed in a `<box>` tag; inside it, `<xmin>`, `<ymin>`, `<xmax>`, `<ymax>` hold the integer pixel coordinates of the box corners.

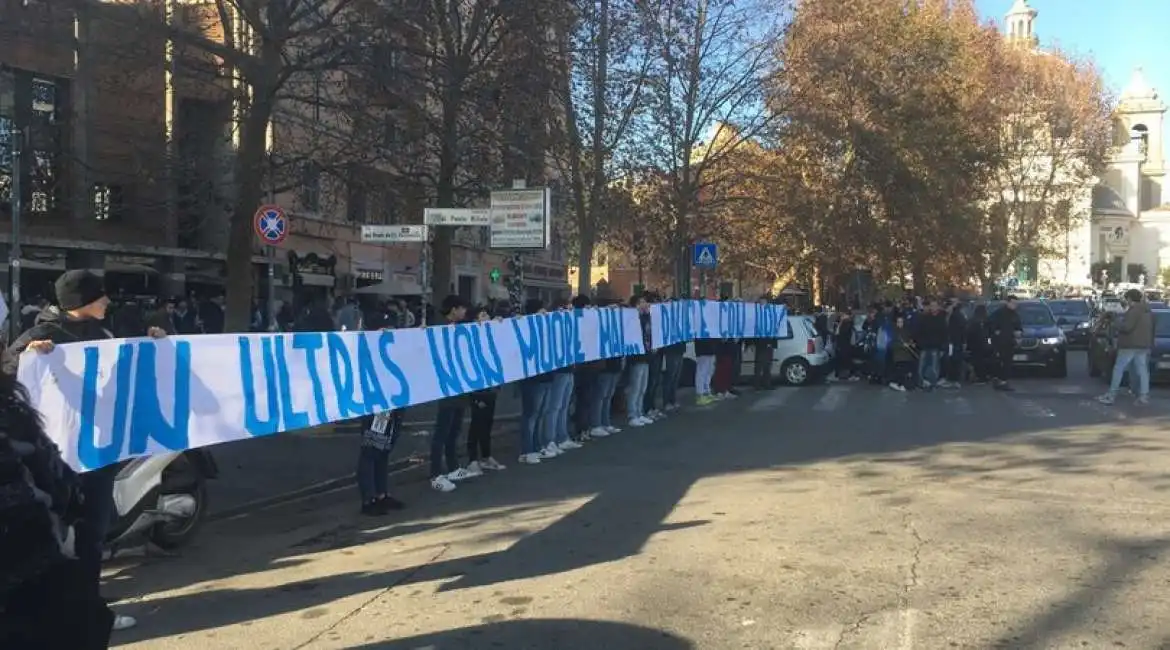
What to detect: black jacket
<box><xmin>987</xmin><ymin>306</ymin><xmax>1023</xmax><ymax>346</ymax></box>
<box><xmin>3</xmin><ymin>307</ymin><xmax>113</xmax><ymax>377</ymax></box>
<box><xmin>947</xmin><ymin>309</ymin><xmax>968</xmax><ymax>346</ymax></box>
<box><xmin>913</xmin><ymin>311</ymin><xmax>948</xmax><ymax>350</ymax></box>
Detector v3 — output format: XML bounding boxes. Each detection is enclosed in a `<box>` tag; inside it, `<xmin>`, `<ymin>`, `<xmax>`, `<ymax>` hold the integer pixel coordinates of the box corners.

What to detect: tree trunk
<box><xmin>223</xmin><ymin>92</ymin><xmax>273</xmax><ymax>332</ymax></box>
<box><xmin>911</xmin><ymin>258</ymin><xmax>927</xmax><ymax>297</ymax></box>
<box><xmin>431</xmin><ymin>98</ymin><xmax>460</xmax><ymax>308</ymax></box>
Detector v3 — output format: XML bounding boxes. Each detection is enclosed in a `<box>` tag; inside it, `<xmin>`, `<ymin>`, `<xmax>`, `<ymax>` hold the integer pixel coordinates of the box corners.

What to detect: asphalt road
<box><xmin>106</xmin><ymin>353</ymin><xmax>1170</xmax><ymax>649</ymax></box>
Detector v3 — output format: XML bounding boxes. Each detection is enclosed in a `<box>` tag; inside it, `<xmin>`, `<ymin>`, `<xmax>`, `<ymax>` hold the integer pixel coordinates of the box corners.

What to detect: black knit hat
<box><xmin>55</xmin><ymin>270</ymin><xmax>106</xmax><ymax>311</ymax></box>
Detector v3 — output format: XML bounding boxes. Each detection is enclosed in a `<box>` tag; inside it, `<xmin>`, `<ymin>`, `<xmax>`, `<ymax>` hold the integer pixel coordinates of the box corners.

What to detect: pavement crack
<box><xmin>290</xmin><ymin>542</ymin><xmax>452</xmax><ymax>650</ymax></box>
<box><xmin>832</xmin><ymin>612</ymin><xmax>873</xmax><ymax>650</ymax></box>
<box><xmin>902</xmin><ymin>512</ymin><xmax>925</xmax><ymax>600</ymax></box>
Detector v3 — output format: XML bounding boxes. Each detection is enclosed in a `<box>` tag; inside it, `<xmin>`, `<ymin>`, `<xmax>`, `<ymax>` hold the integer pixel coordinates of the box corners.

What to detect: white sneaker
<box><xmin>650</xmin><ymin>409</ymin><xmax>665</xmax><ymax>419</ymax></box>
<box><xmin>636</xmin><ymin>416</ymin><xmax>654</xmax><ymax>425</ymax></box>
<box><xmin>664</xmin><ymin>403</ymin><xmax>680</xmax><ymax>411</ymax></box>
<box><xmin>538</xmin><ymin>446</ymin><xmax>559</xmax><ymax>459</ymax></box>
<box><xmin>559</xmin><ymin>440</ymin><xmax>583</xmax><ymax>450</ymax></box>
<box><xmin>431</xmin><ymin>476</ymin><xmax>457</xmax><ymax>492</ymax></box>
<box><xmin>629</xmin><ymin>417</ymin><xmax>647</xmax><ymax>427</ymax></box>
<box><xmin>590</xmin><ymin>426</ymin><xmax>611</xmax><ymax>438</ymax></box>
<box><xmin>448</xmin><ymin>467</ymin><xmax>474</xmax><ymax>481</ymax></box>
<box><xmin>518</xmin><ymin>453</ymin><xmax>541</xmax><ymax>465</ymax></box>
<box><xmin>723</xmin><ymin>392</ymin><xmax>738</xmax><ymax>399</ymax></box>
<box><xmin>113</xmin><ymin>615</ymin><xmax>137</xmax><ymax>631</ymax></box>
<box><xmin>606</xmin><ymin>425</ymin><xmax>621</xmax><ymax>434</ymax></box>
<box><xmin>464</xmin><ymin>462</ymin><xmax>484</xmax><ymax>478</ymax></box>
<box><xmin>481</xmin><ymin>457</ymin><xmax>506</xmax><ymax>470</ymax></box>
<box><xmin>547</xmin><ymin>442</ymin><xmax>564</xmax><ymax>456</ymax></box>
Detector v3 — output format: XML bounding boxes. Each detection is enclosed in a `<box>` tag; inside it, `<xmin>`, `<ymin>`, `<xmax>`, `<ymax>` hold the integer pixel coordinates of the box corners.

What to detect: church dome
<box><xmin>1092</xmin><ymin>184</ymin><xmax>1132</xmax><ymax>216</ymax></box>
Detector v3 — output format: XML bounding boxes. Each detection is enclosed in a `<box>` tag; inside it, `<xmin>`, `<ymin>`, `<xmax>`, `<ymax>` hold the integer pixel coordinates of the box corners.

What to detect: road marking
<box><xmin>1013</xmin><ymin>398</ymin><xmax>1055</xmax><ymax>418</ymax></box>
<box><xmin>748</xmin><ymin>388</ymin><xmax>797</xmax><ymax>411</ymax></box>
<box><xmin>945</xmin><ymin>396</ymin><xmax>973</xmax><ymax>415</ymax></box>
<box><xmin>812</xmin><ymin>386</ymin><xmax>851</xmax><ymax>412</ymax></box>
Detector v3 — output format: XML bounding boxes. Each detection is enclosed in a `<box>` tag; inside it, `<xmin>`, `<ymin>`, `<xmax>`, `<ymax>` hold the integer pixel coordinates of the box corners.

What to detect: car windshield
<box><xmin>1156</xmin><ymin>312</ymin><xmax>1170</xmax><ymax>337</ymax></box>
<box><xmin>1048</xmin><ymin>301</ymin><xmax>1090</xmax><ymax>317</ymax></box>
<box><xmin>989</xmin><ymin>302</ymin><xmax>1055</xmax><ymax>327</ymax></box>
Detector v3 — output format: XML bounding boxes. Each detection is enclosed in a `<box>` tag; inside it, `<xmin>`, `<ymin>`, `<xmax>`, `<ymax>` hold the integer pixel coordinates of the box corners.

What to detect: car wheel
<box><xmin>780</xmin><ymin>358</ymin><xmax>812</xmax><ymax>386</ymax></box>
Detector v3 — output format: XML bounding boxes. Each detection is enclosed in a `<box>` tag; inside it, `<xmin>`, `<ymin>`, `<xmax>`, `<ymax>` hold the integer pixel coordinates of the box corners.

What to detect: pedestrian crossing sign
<box><xmin>693</xmin><ymin>242</ymin><xmax>718</xmax><ymax>268</ymax></box>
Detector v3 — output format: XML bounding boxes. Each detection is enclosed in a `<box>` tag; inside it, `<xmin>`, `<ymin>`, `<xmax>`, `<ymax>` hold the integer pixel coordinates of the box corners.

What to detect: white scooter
<box><xmin>106</xmin><ymin>449</ymin><xmax>218</xmax><ymax>554</ymax></box>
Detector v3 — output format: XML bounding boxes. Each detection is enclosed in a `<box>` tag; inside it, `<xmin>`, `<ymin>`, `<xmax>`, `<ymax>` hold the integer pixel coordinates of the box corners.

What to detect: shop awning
<box><xmin>352</xmin><ymin>277</ymin><xmax>423</xmax><ymax>296</ymax></box>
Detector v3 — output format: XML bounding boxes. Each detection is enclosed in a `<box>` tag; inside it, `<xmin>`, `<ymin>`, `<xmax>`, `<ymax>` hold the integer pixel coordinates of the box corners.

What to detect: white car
<box><xmin>681</xmin><ymin>315</ymin><xmax>830</xmax><ymax>386</ymax></box>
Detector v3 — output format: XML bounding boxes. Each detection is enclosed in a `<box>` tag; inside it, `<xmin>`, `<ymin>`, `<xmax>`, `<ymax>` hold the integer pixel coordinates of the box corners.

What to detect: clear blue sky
<box><xmin>974</xmin><ymin>0</ymin><xmax>1169</xmax><ymax>106</ymax></box>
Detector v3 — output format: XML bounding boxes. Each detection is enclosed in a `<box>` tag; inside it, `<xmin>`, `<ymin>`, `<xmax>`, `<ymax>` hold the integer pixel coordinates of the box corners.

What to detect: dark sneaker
<box><xmin>378</xmin><ymin>495</ymin><xmax>406</xmax><ymax>511</ymax></box>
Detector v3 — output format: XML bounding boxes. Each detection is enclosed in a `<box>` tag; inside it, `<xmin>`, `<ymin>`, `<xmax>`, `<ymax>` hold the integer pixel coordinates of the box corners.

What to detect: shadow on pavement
<box><xmin>105</xmin><ymin>380</ymin><xmax>1170</xmax><ymax>647</ymax></box>
<box><xmin>341</xmin><ymin>618</ymin><xmax>695</xmax><ymax>650</ymax></box>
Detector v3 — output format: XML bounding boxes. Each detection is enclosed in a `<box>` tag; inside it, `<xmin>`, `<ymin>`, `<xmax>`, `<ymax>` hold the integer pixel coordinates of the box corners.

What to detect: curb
<box><xmin>208</xmin><ymin>456</ymin><xmax>423</xmax><ymax>521</ymax></box>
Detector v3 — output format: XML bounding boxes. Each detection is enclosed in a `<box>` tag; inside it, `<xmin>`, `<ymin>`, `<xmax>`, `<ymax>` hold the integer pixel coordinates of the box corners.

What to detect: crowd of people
<box><xmin>355</xmin><ymin>291</ymin><xmax>765</xmax><ymax>510</ymax></box>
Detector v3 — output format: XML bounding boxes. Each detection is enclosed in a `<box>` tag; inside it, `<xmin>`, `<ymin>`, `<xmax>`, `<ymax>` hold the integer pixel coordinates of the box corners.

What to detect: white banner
<box><xmin>650</xmin><ymin>300</ymin><xmax>788</xmax><ymax>349</ymax></box>
<box><xmin>18</xmin><ymin>307</ymin><xmax>645</xmax><ymax>472</ymax></box>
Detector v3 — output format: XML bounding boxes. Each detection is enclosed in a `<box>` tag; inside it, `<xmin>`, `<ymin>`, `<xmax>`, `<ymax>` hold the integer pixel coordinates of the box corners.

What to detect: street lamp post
<box><xmin>4</xmin><ymin>125</ymin><xmax>23</xmax><ymax>341</ymax></box>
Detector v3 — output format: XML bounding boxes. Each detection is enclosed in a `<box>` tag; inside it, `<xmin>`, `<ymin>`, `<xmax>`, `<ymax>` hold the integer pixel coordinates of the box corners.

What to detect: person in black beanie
<box><xmin>2</xmin><ymin>270</ymin><xmax>166</xmax><ymax>635</ymax></box>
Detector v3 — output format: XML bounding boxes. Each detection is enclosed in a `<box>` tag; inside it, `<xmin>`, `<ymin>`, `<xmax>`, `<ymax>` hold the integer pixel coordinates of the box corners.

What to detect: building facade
<box><xmin>1</xmin><ymin>0</ymin><xmax>568</xmax><ymax>314</ymax></box>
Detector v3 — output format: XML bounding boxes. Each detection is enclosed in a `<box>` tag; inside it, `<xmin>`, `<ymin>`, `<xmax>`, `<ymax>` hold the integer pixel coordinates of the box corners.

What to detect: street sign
<box><xmin>253</xmin><ymin>204</ymin><xmax>288</xmax><ymax>245</ymax></box>
<box><xmin>490</xmin><ymin>188</ymin><xmax>549</xmax><ymax>250</ymax></box>
<box><xmin>693</xmin><ymin>242</ymin><xmax>718</xmax><ymax>268</ymax></box>
<box><xmin>361</xmin><ymin>224</ymin><xmax>428</xmax><ymax>243</ymax></box>
<box><xmin>424</xmin><ymin>208</ymin><xmax>492</xmax><ymax>226</ymax></box>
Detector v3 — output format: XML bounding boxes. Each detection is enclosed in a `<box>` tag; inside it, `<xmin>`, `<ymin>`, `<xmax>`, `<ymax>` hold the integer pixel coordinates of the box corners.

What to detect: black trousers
<box><xmin>1</xmin><ymin>560</ymin><xmax>114</xmax><ymax>649</ymax></box>
<box><xmin>467</xmin><ymin>393</ymin><xmax>496</xmax><ymax>462</ymax></box>
<box><xmin>574</xmin><ymin>370</ymin><xmax>597</xmax><ymax>435</ymax></box>
<box><xmin>991</xmin><ymin>342</ymin><xmax>1014</xmax><ymax>381</ymax></box>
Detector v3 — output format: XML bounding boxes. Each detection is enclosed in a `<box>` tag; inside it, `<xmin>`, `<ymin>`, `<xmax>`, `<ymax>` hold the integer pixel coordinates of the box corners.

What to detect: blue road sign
<box><xmin>693</xmin><ymin>242</ymin><xmax>718</xmax><ymax>268</ymax></box>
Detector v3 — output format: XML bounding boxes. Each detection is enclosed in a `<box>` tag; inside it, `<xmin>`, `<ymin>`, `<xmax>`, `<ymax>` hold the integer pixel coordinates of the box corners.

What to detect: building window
<box><xmin>93</xmin><ymin>183</ymin><xmax>124</xmax><ymax>221</ymax></box>
<box><xmin>30</xmin><ymin>78</ymin><xmax>55</xmax><ymax>119</ymax></box>
<box><xmin>383</xmin><ymin>114</ymin><xmax>402</xmax><ymax>149</ymax></box>
<box><xmin>346</xmin><ymin>179</ymin><xmax>367</xmax><ymax>223</ymax></box>
<box><xmin>300</xmin><ymin>162</ymin><xmax>321</xmax><ymax>212</ymax></box>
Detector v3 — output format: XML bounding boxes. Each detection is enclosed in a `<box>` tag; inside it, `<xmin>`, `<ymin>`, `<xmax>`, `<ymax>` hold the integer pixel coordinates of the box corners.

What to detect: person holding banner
<box><xmin>465</xmin><ymin>306</ymin><xmax>505</xmax><ymax>474</ymax></box>
<box><xmin>624</xmin><ymin>295</ymin><xmax>654</xmax><ymax>427</ymax></box>
<box><xmin>518</xmin><ymin>299</ymin><xmax>556</xmax><ymax>465</ymax></box>
<box><xmin>545</xmin><ymin>300</ymin><xmax>581</xmax><ymax>454</ymax></box>
<box><xmin>2</xmin><ymin>270</ymin><xmax>163</xmax><ymax>634</ymax></box>
<box><xmin>429</xmin><ymin>296</ymin><xmax>473</xmax><ymax>493</ymax></box>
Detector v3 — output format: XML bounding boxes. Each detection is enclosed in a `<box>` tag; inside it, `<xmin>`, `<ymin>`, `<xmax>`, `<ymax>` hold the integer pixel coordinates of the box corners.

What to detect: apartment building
<box><xmin>0</xmin><ymin>0</ymin><xmax>570</xmax><ymax>309</ymax></box>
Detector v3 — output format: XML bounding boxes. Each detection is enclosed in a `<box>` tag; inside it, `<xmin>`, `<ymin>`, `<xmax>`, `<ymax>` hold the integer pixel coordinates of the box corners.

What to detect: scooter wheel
<box><xmin>148</xmin><ymin>481</ymin><xmax>208</xmax><ymax>550</ymax></box>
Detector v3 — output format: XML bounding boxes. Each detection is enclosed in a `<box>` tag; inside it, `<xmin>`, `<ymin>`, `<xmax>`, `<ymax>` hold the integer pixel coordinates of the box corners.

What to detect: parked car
<box><xmin>1089</xmin><ymin>308</ymin><xmax>1170</xmax><ymax>383</ymax></box>
<box><xmin>1046</xmin><ymin>298</ymin><xmax>1093</xmax><ymax>348</ymax></box>
<box><xmin>680</xmin><ymin>315</ymin><xmax>830</xmax><ymax>386</ymax></box>
<box><xmin>966</xmin><ymin>300</ymin><xmax>1067</xmax><ymax>377</ymax></box>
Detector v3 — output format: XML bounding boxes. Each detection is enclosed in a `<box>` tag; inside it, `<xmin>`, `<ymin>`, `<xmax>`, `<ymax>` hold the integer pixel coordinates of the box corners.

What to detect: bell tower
<box><xmin>1004</xmin><ymin>0</ymin><xmax>1038</xmax><ymax>48</ymax></box>
<box><xmin>1116</xmin><ymin>67</ymin><xmax>1166</xmax><ymax>175</ymax></box>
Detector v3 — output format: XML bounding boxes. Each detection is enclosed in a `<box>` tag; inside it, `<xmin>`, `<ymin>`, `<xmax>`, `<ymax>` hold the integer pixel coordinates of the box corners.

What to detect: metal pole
<box><xmin>9</xmin><ymin>127</ymin><xmax>23</xmax><ymax>341</ymax></box>
<box><xmin>266</xmin><ymin>168</ymin><xmax>277</xmax><ymax>330</ymax></box>
<box><xmin>420</xmin><ymin>228</ymin><xmax>430</xmax><ymax>326</ymax></box>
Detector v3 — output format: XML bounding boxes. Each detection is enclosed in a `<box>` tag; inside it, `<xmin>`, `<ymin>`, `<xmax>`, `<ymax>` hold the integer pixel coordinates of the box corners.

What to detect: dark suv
<box><xmin>967</xmin><ymin>300</ymin><xmax>1067</xmax><ymax>377</ymax></box>
<box><xmin>1046</xmin><ymin>299</ymin><xmax>1093</xmax><ymax>348</ymax></box>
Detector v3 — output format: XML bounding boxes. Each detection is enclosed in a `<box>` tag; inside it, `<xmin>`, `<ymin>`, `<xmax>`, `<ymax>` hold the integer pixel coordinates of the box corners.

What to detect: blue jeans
<box><xmin>662</xmin><ymin>351</ymin><xmax>684</xmax><ymax>406</ymax></box>
<box><xmin>430</xmin><ymin>406</ymin><xmax>464</xmax><ymax>478</ymax></box>
<box><xmin>643</xmin><ymin>352</ymin><xmax>663</xmax><ymax>414</ymax></box>
<box><xmin>625</xmin><ymin>362</ymin><xmax>649</xmax><ymax>420</ymax></box>
<box><xmin>545</xmin><ymin>372</ymin><xmax>575</xmax><ymax>445</ymax></box>
<box><xmin>592</xmin><ymin>371</ymin><xmax>621</xmax><ymax>428</ymax></box>
<box><xmin>1110</xmin><ymin>349</ymin><xmax>1150</xmax><ymax>397</ymax></box>
<box><xmin>520</xmin><ymin>380</ymin><xmax>551</xmax><ymax>454</ymax></box>
<box><xmin>918</xmin><ymin>349</ymin><xmax>942</xmax><ymax>386</ymax></box>
<box><xmin>357</xmin><ymin>446</ymin><xmax>389</xmax><ymax>503</ymax></box>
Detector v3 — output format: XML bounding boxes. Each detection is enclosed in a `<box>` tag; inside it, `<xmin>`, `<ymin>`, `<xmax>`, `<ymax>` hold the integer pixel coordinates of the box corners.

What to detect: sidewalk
<box><xmin>206</xmin><ymin>386</ymin><xmax>698</xmax><ymax>518</ymax></box>
<box><xmin>207</xmin><ymin>389</ymin><xmax>522</xmax><ymax>518</ymax></box>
